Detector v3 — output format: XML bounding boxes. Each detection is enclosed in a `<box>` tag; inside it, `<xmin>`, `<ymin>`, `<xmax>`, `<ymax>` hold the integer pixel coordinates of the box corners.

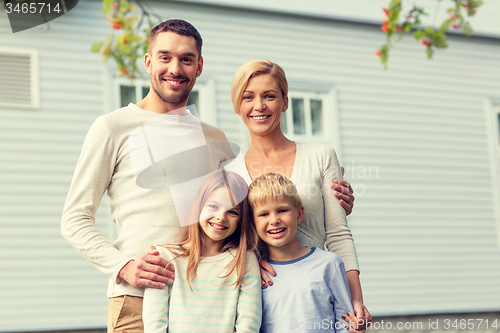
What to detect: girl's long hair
<box><xmin>160</xmin><ymin>170</ymin><xmax>257</xmax><ymax>289</ymax></box>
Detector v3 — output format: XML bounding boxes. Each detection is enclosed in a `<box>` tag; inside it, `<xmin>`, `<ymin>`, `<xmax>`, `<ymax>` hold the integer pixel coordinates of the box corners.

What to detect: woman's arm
<box><xmin>346</xmin><ymin>270</ymin><xmax>372</xmax><ymax>329</ymax></box>
<box><xmin>235</xmin><ymin>251</ymin><xmax>263</xmax><ymax>333</ymax></box>
<box><xmin>320</xmin><ymin>144</ymin><xmax>370</xmax><ymax>326</ymax></box>
<box><xmin>321</xmin><ymin>144</ymin><xmax>358</xmax><ymax>271</ymax></box>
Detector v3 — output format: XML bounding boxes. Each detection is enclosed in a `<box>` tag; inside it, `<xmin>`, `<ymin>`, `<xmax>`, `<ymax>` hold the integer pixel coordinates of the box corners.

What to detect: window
<box><xmin>490</xmin><ymin>101</ymin><xmax>500</xmax><ymax>182</ymax></box>
<box><xmin>485</xmin><ymin>97</ymin><xmax>500</xmax><ymax>248</ymax></box>
<box><xmin>280</xmin><ymin>88</ymin><xmax>339</xmax><ymax>150</ymax></box>
<box><xmin>281</xmin><ymin>92</ymin><xmax>326</xmax><ymax>138</ymax></box>
<box><xmin>114</xmin><ymin>77</ymin><xmax>216</xmax><ymax>125</ymax></box>
<box><xmin>0</xmin><ymin>46</ymin><xmax>39</xmax><ymax>110</ymax></box>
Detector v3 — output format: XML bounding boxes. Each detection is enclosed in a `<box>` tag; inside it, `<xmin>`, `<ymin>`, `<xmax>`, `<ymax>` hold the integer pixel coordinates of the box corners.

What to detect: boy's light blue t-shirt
<box><xmin>261</xmin><ymin>247</ymin><xmax>353</xmax><ymax>333</ymax></box>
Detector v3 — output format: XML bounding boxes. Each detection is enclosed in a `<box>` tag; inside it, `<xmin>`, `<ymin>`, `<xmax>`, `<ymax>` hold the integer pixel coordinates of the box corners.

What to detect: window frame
<box><xmin>283</xmin><ymin>91</ymin><xmax>329</xmax><ymax>140</ymax></box>
<box><xmin>284</xmin><ymin>82</ymin><xmax>341</xmax><ymax>156</ymax></box>
<box><xmin>113</xmin><ymin>76</ymin><xmax>216</xmax><ymax>125</ymax></box>
<box><xmin>0</xmin><ymin>46</ymin><xmax>39</xmax><ymax>110</ymax></box>
<box><xmin>484</xmin><ymin>97</ymin><xmax>500</xmax><ymax>249</ymax></box>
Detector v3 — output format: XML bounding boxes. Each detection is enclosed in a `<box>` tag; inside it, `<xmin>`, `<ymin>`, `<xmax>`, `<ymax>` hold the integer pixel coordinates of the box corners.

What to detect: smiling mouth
<box><xmin>161</xmin><ymin>76</ymin><xmax>188</xmax><ymax>85</ymax></box>
<box><xmin>209</xmin><ymin>222</ymin><xmax>228</xmax><ymax>230</ymax></box>
<box><xmin>268</xmin><ymin>228</ymin><xmax>285</xmax><ymax>234</ymax></box>
<box><xmin>251</xmin><ymin>115</ymin><xmax>271</xmax><ymax>120</ymax></box>
<box><xmin>163</xmin><ymin>79</ymin><xmax>185</xmax><ymax>84</ymax></box>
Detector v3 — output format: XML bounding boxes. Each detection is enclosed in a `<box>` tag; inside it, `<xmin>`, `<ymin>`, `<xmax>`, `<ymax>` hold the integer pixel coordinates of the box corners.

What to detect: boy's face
<box><xmin>252</xmin><ymin>196</ymin><xmax>304</xmax><ymax>249</ymax></box>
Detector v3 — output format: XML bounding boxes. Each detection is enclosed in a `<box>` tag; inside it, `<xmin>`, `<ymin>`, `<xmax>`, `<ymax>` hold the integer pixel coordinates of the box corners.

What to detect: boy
<box><xmin>248</xmin><ymin>173</ymin><xmax>357</xmax><ymax>333</ymax></box>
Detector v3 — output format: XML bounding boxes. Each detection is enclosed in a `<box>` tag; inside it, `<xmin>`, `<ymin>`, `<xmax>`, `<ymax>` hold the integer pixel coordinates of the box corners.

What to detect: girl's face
<box><xmin>199</xmin><ymin>187</ymin><xmax>240</xmax><ymax>251</ymax></box>
<box><xmin>238</xmin><ymin>74</ymin><xmax>288</xmax><ymax>138</ymax></box>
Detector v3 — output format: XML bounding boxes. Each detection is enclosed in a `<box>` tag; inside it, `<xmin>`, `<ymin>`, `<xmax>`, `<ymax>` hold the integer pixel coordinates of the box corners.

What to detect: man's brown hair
<box><xmin>149</xmin><ymin>19</ymin><xmax>202</xmax><ymax>58</ymax></box>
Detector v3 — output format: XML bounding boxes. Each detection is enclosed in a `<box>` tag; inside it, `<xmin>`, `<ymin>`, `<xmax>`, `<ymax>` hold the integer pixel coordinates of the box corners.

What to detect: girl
<box><xmin>142</xmin><ymin>170</ymin><xmax>262</xmax><ymax>333</ymax></box>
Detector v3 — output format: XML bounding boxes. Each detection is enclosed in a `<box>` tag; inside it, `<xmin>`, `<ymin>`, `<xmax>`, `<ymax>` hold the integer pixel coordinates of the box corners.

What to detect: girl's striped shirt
<box><xmin>143</xmin><ymin>247</ymin><xmax>262</xmax><ymax>333</ymax></box>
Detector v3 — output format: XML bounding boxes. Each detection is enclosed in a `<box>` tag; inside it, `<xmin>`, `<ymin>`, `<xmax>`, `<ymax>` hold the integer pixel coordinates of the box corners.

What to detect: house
<box><xmin>1</xmin><ymin>0</ymin><xmax>499</xmax><ymax>331</ymax></box>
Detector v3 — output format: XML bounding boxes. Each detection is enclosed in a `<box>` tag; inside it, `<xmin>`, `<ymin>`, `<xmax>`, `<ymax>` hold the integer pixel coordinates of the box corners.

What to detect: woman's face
<box><xmin>238</xmin><ymin>74</ymin><xmax>288</xmax><ymax>138</ymax></box>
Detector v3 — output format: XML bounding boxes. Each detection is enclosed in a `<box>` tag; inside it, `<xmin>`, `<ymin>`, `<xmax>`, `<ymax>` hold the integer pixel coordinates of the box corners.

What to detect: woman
<box><xmin>225</xmin><ymin>59</ymin><xmax>371</xmax><ymax>329</ymax></box>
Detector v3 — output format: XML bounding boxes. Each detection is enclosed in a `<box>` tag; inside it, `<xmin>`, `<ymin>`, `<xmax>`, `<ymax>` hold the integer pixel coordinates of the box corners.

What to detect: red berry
<box><xmin>452</xmin><ymin>24</ymin><xmax>461</xmax><ymax>29</ymax></box>
<box><xmin>375</xmin><ymin>50</ymin><xmax>382</xmax><ymax>58</ymax></box>
<box><xmin>396</xmin><ymin>25</ymin><xmax>403</xmax><ymax>31</ymax></box>
<box><xmin>382</xmin><ymin>20</ymin><xmax>388</xmax><ymax>25</ymax></box>
<box><xmin>463</xmin><ymin>4</ymin><xmax>469</xmax><ymax>8</ymax></box>
<box><xmin>381</xmin><ymin>25</ymin><xmax>390</xmax><ymax>32</ymax></box>
<box><xmin>121</xmin><ymin>69</ymin><xmax>127</xmax><ymax>75</ymax></box>
<box><xmin>112</xmin><ymin>23</ymin><xmax>123</xmax><ymax>29</ymax></box>
<box><xmin>421</xmin><ymin>39</ymin><xmax>432</xmax><ymax>46</ymax></box>
<box><xmin>382</xmin><ymin>7</ymin><xmax>390</xmax><ymax>16</ymax></box>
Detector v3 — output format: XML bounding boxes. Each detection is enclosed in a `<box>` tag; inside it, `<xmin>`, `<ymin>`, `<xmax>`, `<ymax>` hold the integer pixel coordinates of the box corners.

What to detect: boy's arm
<box><xmin>143</xmin><ymin>286</ymin><xmax>171</xmax><ymax>333</ymax></box>
<box><xmin>331</xmin><ymin>260</ymin><xmax>355</xmax><ymax>333</ymax></box>
<box><xmin>235</xmin><ymin>251</ymin><xmax>262</xmax><ymax>333</ymax></box>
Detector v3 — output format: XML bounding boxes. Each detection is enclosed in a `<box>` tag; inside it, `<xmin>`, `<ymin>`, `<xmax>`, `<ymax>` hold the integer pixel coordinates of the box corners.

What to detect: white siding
<box><xmin>0</xmin><ymin>1</ymin><xmax>112</xmax><ymax>331</ymax></box>
<box><xmin>178</xmin><ymin>0</ymin><xmax>500</xmax><ymax>37</ymax></box>
<box><xmin>1</xmin><ymin>0</ymin><xmax>500</xmax><ymax>331</ymax></box>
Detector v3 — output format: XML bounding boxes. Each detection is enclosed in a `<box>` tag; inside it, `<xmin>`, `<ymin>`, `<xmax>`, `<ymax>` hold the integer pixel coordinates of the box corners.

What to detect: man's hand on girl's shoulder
<box><xmin>118</xmin><ymin>246</ymin><xmax>175</xmax><ymax>288</ymax></box>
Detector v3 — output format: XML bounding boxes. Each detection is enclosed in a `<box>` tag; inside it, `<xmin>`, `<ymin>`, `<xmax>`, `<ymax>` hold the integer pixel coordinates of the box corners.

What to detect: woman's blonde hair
<box><xmin>160</xmin><ymin>170</ymin><xmax>257</xmax><ymax>290</ymax></box>
<box><xmin>230</xmin><ymin>59</ymin><xmax>288</xmax><ymax>114</ymax></box>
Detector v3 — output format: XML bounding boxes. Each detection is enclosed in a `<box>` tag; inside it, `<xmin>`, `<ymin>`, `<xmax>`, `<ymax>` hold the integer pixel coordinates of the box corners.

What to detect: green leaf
<box><xmin>439</xmin><ymin>19</ymin><xmax>451</xmax><ymax>33</ymax></box>
<box><xmin>463</xmin><ymin>22</ymin><xmax>474</xmax><ymax>35</ymax></box>
<box><xmin>426</xmin><ymin>47</ymin><xmax>434</xmax><ymax>59</ymax></box>
<box><xmin>90</xmin><ymin>41</ymin><xmax>104</xmax><ymax>53</ymax></box>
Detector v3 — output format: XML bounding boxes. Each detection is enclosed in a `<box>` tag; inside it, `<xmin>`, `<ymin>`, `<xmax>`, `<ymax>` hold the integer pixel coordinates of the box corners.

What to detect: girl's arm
<box><xmin>142</xmin><ymin>285</ymin><xmax>171</xmax><ymax>333</ymax></box>
<box><xmin>235</xmin><ymin>251</ymin><xmax>262</xmax><ymax>333</ymax></box>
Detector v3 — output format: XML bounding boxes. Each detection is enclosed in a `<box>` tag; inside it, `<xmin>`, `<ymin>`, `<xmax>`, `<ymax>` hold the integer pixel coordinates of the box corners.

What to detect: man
<box><xmin>62</xmin><ymin>19</ymin><xmax>355</xmax><ymax>332</ymax></box>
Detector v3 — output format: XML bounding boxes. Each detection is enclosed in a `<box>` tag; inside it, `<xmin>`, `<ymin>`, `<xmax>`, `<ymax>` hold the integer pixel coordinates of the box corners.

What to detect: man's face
<box><xmin>145</xmin><ymin>32</ymin><xmax>203</xmax><ymax>107</ymax></box>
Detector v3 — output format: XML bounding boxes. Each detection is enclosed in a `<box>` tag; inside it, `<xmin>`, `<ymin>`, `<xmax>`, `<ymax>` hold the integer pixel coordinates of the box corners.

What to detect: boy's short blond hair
<box><xmin>248</xmin><ymin>173</ymin><xmax>302</xmax><ymax>210</ymax></box>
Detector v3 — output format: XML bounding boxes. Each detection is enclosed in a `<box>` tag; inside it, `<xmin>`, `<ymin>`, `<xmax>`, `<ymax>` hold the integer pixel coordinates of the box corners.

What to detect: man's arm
<box><xmin>61</xmin><ymin>117</ymin><xmax>172</xmax><ymax>287</ymax></box>
<box><xmin>61</xmin><ymin>116</ymin><xmax>130</xmax><ymax>282</ymax></box>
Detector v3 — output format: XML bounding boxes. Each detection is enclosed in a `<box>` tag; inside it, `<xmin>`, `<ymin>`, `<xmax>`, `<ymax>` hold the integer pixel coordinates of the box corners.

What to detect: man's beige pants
<box><xmin>108</xmin><ymin>295</ymin><xmax>144</xmax><ymax>333</ymax></box>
